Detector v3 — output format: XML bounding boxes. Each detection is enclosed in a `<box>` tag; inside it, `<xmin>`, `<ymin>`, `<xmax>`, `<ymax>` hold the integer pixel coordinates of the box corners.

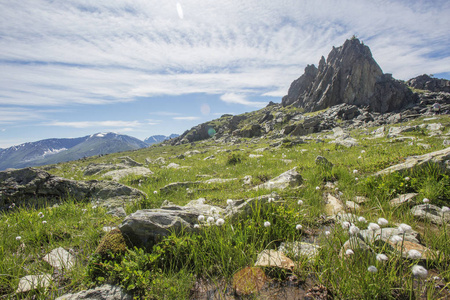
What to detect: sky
<box><xmin>1</xmin><ymin>0</ymin><xmax>449</xmax><ymax>148</ymax></box>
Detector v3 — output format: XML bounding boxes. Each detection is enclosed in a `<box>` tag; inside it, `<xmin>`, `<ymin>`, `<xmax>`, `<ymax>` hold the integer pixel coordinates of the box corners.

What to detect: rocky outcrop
<box><xmin>0</xmin><ymin>168</ymin><xmax>146</xmax><ymax>209</ymax></box>
<box><xmin>55</xmin><ymin>284</ymin><xmax>132</xmax><ymax>300</ymax></box>
<box><xmin>375</xmin><ymin>147</ymin><xmax>450</xmax><ymax>176</ymax></box>
<box><xmin>407</xmin><ymin>74</ymin><xmax>450</xmax><ymax>93</ymax></box>
<box><xmin>282</xmin><ymin>38</ymin><xmax>415</xmax><ymax>113</ymax></box>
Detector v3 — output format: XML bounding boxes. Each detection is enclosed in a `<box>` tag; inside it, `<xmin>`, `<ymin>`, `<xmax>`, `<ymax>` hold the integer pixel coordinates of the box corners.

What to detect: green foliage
<box><xmin>226</xmin><ymin>152</ymin><xmax>243</xmax><ymax>165</ymax></box>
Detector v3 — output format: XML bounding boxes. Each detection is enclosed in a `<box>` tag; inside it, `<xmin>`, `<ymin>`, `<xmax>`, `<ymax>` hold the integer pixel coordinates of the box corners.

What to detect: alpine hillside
<box><xmin>0</xmin><ymin>132</ymin><xmax>149</xmax><ymax>171</ymax></box>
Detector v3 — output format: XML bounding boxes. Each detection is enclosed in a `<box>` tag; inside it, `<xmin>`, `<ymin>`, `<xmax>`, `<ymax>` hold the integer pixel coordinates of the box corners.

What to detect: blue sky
<box><xmin>1</xmin><ymin>0</ymin><xmax>449</xmax><ymax>148</ymax></box>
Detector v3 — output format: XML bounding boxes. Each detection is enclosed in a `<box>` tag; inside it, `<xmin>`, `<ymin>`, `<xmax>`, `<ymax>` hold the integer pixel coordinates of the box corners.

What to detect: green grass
<box><xmin>1</xmin><ymin>114</ymin><xmax>450</xmax><ymax>299</ymax></box>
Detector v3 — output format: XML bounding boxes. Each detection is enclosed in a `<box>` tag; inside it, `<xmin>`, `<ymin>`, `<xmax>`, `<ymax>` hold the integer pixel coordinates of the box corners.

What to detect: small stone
<box><xmin>346</xmin><ymin>201</ymin><xmax>360</xmax><ymax>211</ymax></box>
<box><xmin>16</xmin><ymin>274</ymin><xmax>52</xmax><ymax>293</ymax></box>
<box><xmin>43</xmin><ymin>247</ymin><xmax>76</xmax><ymax>270</ymax></box>
<box><xmin>254</xmin><ymin>250</ymin><xmax>295</xmax><ymax>270</ymax></box>
<box><xmin>325</xmin><ymin>193</ymin><xmax>345</xmax><ymax>216</ymax></box>
<box><xmin>390</xmin><ymin>193</ymin><xmax>418</xmax><ymax>207</ymax></box>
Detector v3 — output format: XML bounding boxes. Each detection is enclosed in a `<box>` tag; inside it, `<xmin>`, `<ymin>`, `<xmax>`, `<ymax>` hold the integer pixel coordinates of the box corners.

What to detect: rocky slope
<box><xmin>170</xmin><ymin>39</ymin><xmax>449</xmax><ymax>146</ymax></box>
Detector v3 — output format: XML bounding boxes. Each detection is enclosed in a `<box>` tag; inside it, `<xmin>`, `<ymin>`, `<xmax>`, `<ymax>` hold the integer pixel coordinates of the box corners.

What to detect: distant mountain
<box><xmin>0</xmin><ymin>132</ymin><xmax>148</xmax><ymax>170</ymax></box>
<box><xmin>144</xmin><ymin>134</ymin><xmax>179</xmax><ymax>145</ymax></box>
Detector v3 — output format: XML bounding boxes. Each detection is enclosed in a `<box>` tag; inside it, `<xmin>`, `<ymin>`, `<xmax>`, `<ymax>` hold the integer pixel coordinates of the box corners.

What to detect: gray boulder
<box><xmin>55</xmin><ymin>284</ymin><xmax>132</xmax><ymax>300</ymax></box>
<box><xmin>120</xmin><ymin>199</ymin><xmax>224</xmax><ymax>246</ymax></box>
<box><xmin>411</xmin><ymin>204</ymin><xmax>450</xmax><ymax>225</ymax></box>
<box><xmin>253</xmin><ymin>168</ymin><xmax>302</xmax><ymax>190</ymax></box>
<box><xmin>102</xmin><ymin>167</ymin><xmax>153</xmax><ymax>181</ymax></box>
<box><xmin>0</xmin><ymin>168</ymin><xmax>145</xmax><ymax>209</ymax></box>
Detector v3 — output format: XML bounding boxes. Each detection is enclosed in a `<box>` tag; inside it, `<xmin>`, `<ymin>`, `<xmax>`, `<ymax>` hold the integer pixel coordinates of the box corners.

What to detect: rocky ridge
<box><xmin>169</xmin><ymin>39</ymin><xmax>449</xmax><ymax>146</ymax></box>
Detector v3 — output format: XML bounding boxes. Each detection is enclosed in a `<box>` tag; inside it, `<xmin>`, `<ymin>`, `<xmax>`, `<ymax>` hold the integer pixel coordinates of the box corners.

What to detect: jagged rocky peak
<box><xmin>282</xmin><ymin>38</ymin><xmax>415</xmax><ymax>113</ymax></box>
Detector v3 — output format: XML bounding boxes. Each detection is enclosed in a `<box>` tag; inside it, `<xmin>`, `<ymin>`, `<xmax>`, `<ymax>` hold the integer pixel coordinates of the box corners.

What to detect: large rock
<box><xmin>411</xmin><ymin>204</ymin><xmax>450</xmax><ymax>225</ymax></box>
<box><xmin>55</xmin><ymin>284</ymin><xmax>132</xmax><ymax>300</ymax></box>
<box><xmin>282</xmin><ymin>38</ymin><xmax>414</xmax><ymax>113</ymax></box>
<box><xmin>253</xmin><ymin>168</ymin><xmax>303</xmax><ymax>190</ymax></box>
<box><xmin>375</xmin><ymin>147</ymin><xmax>450</xmax><ymax>176</ymax></box>
<box><xmin>120</xmin><ymin>199</ymin><xmax>224</xmax><ymax>246</ymax></box>
<box><xmin>0</xmin><ymin>168</ymin><xmax>146</xmax><ymax>209</ymax></box>
<box><xmin>407</xmin><ymin>74</ymin><xmax>450</xmax><ymax>93</ymax></box>
<box><xmin>102</xmin><ymin>167</ymin><xmax>153</xmax><ymax>181</ymax></box>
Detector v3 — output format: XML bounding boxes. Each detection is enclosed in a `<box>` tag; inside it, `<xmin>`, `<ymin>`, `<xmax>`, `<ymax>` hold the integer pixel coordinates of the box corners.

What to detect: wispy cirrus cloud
<box><xmin>220</xmin><ymin>93</ymin><xmax>267</xmax><ymax>108</ymax></box>
<box><xmin>1</xmin><ymin>0</ymin><xmax>449</xmax><ymax>109</ymax></box>
<box><xmin>173</xmin><ymin>116</ymin><xmax>201</xmax><ymax>121</ymax></box>
<box><xmin>45</xmin><ymin>120</ymin><xmax>147</xmax><ymax>128</ymax></box>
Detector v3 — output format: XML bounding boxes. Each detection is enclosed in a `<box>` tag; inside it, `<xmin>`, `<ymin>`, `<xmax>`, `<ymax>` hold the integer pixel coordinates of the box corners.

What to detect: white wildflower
<box><xmin>411</xmin><ymin>265</ymin><xmax>428</xmax><ymax>279</ymax></box>
<box><xmin>207</xmin><ymin>216</ymin><xmax>215</xmax><ymax>223</ymax></box>
<box><xmin>264</xmin><ymin>221</ymin><xmax>271</xmax><ymax>227</ymax></box>
<box><xmin>398</xmin><ymin>223</ymin><xmax>412</xmax><ymax>234</ymax></box>
<box><xmin>210</xmin><ymin>207</ymin><xmax>217</xmax><ymax>213</ymax></box>
<box><xmin>216</xmin><ymin>218</ymin><xmax>225</xmax><ymax>226</ymax></box>
<box><xmin>16</xmin><ymin>236</ymin><xmax>21</xmax><ymax>240</ymax></box>
<box><xmin>296</xmin><ymin>224</ymin><xmax>302</xmax><ymax>230</ymax></box>
<box><xmin>297</xmin><ymin>200</ymin><xmax>304</xmax><ymax>205</ymax></box>
<box><xmin>315</xmin><ymin>186</ymin><xmax>320</xmax><ymax>190</ymax></box>
<box><xmin>349</xmin><ymin>225</ymin><xmax>360</xmax><ymax>235</ymax></box>
<box><xmin>442</xmin><ymin>206</ymin><xmax>450</xmax><ymax>213</ymax></box>
<box><xmin>422</xmin><ymin>198</ymin><xmax>429</xmax><ymax>203</ymax></box>
<box><xmin>376</xmin><ymin>253</ymin><xmax>388</xmax><ymax>262</ymax></box>
<box><xmin>404</xmin><ymin>177</ymin><xmax>410</xmax><ymax>181</ymax></box>
<box><xmin>377</xmin><ymin>218</ymin><xmax>389</xmax><ymax>226</ymax></box>
<box><xmin>353</xmin><ymin>169</ymin><xmax>358</xmax><ymax>174</ymax></box>
<box><xmin>226</xmin><ymin>199</ymin><xmax>233</xmax><ymax>206</ymax></box>
<box><xmin>361</xmin><ymin>150</ymin><xmax>366</xmax><ymax>154</ymax></box>
<box><xmin>368</xmin><ymin>223</ymin><xmax>380</xmax><ymax>231</ymax></box>
<box><xmin>92</xmin><ymin>205</ymin><xmax>97</xmax><ymax>209</ymax></box>
<box><xmin>355</xmin><ymin>177</ymin><xmax>359</xmax><ymax>181</ymax></box>
<box><xmin>193</xmin><ymin>224</ymin><xmax>200</xmax><ymax>229</ymax></box>
<box><xmin>368</xmin><ymin>266</ymin><xmax>378</xmax><ymax>273</ymax></box>
<box><xmin>38</xmin><ymin>212</ymin><xmax>44</xmax><ymax>217</ymax></box>
<box><xmin>407</xmin><ymin>250</ymin><xmax>422</xmax><ymax>259</ymax></box>
<box><xmin>390</xmin><ymin>235</ymin><xmax>403</xmax><ymax>244</ymax></box>
<box><xmin>433</xmin><ymin>276</ymin><xmax>440</xmax><ymax>281</ymax></box>
<box><xmin>153</xmin><ymin>190</ymin><xmax>158</xmax><ymax>194</ymax></box>
<box><xmin>358</xmin><ymin>216</ymin><xmax>367</xmax><ymax>223</ymax></box>
<box><xmin>268</xmin><ymin>197</ymin><xmax>274</xmax><ymax>203</ymax></box>
<box><xmin>324</xmin><ymin>231</ymin><xmax>331</xmax><ymax>236</ymax></box>
<box><xmin>42</xmin><ymin>221</ymin><xmax>47</xmax><ymax>224</ymax></box>
<box><xmin>198</xmin><ymin>215</ymin><xmax>205</xmax><ymax>222</ymax></box>
<box><xmin>345</xmin><ymin>249</ymin><xmax>354</xmax><ymax>256</ymax></box>
<box><xmin>342</xmin><ymin>221</ymin><xmax>351</xmax><ymax>229</ymax></box>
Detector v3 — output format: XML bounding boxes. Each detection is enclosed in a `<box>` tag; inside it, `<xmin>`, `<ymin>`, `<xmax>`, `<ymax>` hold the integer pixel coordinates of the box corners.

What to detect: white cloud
<box><xmin>45</xmin><ymin>120</ymin><xmax>144</xmax><ymax>128</ymax></box>
<box><xmin>0</xmin><ymin>0</ymin><xmax>449</xmax><ymax>108</ymax></box>
<box><xmin>0</xmin><ymin>107</ymin><xmax>45</xmax><ymax>124</ymax></box>
<box><xmin>220</xmin><ymin>93</ymin><xmax>267</xmax><ymax>108</ymax></box>
<box><xmin>173</xmin><ymin>116</ymin><xmax>200</xmax><ymax>121</ymax></box>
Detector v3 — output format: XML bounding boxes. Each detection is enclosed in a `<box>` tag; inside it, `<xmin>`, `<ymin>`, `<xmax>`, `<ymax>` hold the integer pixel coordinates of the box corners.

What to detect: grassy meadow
<box><xmin>1</xmin><ymin>114</ymin><xmax>449</xmax><ymax>299</ymax></box>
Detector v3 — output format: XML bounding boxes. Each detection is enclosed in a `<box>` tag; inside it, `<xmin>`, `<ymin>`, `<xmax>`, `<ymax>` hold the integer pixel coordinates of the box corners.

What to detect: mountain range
<box><xmin>0</xmin><ymin>133</ymin><xmax>149</xmax><ymax>170</ymax></box>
